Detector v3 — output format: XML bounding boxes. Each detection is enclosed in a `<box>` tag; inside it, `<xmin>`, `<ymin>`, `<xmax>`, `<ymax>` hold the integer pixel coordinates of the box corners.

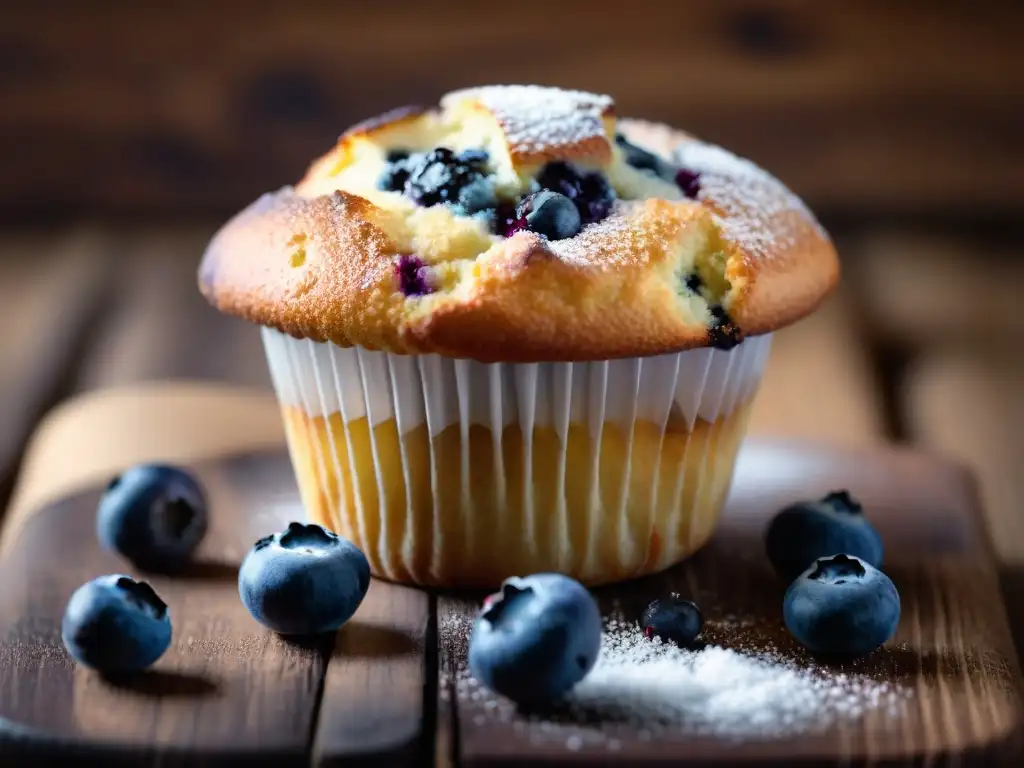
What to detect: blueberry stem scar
<box><xmin>481</xmin><ymin>582</ymin><xmax>532</xmax><ymax>623</ymax></box>
<box><xmin>115</xmin><ymin>577</ymin><xmax>168</xmax><ymax>618</ymax></box>
<box><xmin>808</xmin><ymin>553</ymin><xmax>867</xmax><ymax>581</ymax></box>
<box><xmin>822</xmin><ymin>490</ymin><xmax>862</xmax><ymax>514</ymax></box>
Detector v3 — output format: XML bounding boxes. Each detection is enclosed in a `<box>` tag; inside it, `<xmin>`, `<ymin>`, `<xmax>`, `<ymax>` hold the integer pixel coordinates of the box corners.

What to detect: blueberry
<box><xmin>684</xmin><ymin>273</ymin><xmax>703</xmax><ymax>293</ymax></box>
<box><xmin>394</xmin><ymin>254</ymin><xmax>432</xmax><ymax>296</ymax></box>
<box><xmin>404</xmin><ymin>147</ymin><xmax>482</xmax><ymax>207</ymax></box>
<box><xmin>675</xmin><ymin>168</ymin><xmax>701</xmax><ymax>199</ymax></box>
<box><xmin>455</xmin><ymin>176</ymin><xmax>498</xmax><ymax>215</ymax></box>
<box><xmin>468</xmin><ymin>573</ymin><xmax>602</xmax><ymax>704</ymax></box>
<box><xmin>493</xmin><ymin>201</ymin><xmax>527</xmax><ymax>237</ymax></box>
<box><xmin>615</xmin><ymin>134</ymin><xmax>666</xmax><ymax>175</ymax></box>
<box><xmin>97</xmin><ymin>464</ymin><xmax>207</xmax><ymax>572</ymax></box>
<box><xmin>577</xmin><ymin>172</ymin><xmax>615</xmax><ymax>222</ymax></box>
<box><xmin>537</xmin><ymin>161</ymin><xmax>583</xmax><ymax>200</ymax></box>
<box><xmin>62</xmin><ymin>574</ymin><xmax>171</xmax><ymax>672</ymax></box>
<box><xmin>536</xmin><ymin>161</ymin><xmax>616</xmax><ymax>226</ymax></box>
<box><xmin>708</xmin><ymin>305</ymin><xmax>742</xmax><ymax>350</ymax></box>
<box><xmin>783</xmin><ymin>554</ymin><xmax>900</xmax><ymax>657</ymax></box>
<box><xmin>641</xmin><ymin>597</ymin><xmax>703</xmax><ymax>646</ymax></box>
<box><xmin>238</xmin><ymin>522</ymin><xmax>370</xmax><ymax>635</ymax></box>
<box><xmin>766</xmin><ymin>490</ymin><xmax>883</xmax><ymax>582</ymax></box>
<box><xmin>516</xmin><ymin>190</ymin><xmax>581</xmax><ymax>240</ymax></box>
<box><xmin>378</xmin><ymin>158</ymin><xmax>412</xmax><ymax>192</ymax></box>
<box><xmin>457</xmin><ymin>148</ymin><xmax>489</xmax><ymax>166</ymax></box>
<box><xmin>381</xmin><ymin>146</ymin><xmax>492</xmax><ymax>207</ymax></box>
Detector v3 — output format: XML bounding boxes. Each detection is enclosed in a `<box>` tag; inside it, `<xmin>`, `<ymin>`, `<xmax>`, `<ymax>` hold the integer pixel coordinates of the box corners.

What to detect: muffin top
<box><xmin>199</xmin><ymin>85</ymin><xmax>838</xmax><ymax>362</ymax></box>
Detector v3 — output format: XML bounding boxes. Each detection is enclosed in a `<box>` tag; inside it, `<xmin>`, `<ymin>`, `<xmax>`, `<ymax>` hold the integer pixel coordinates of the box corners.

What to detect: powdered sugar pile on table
<box><xmin>446</xmin><ymin>614</ymin><xmax>911</xmax><ymax>747</ymax></box>
<box><xmin>571</xmin><ymin>618</ymin><xmax>908</xmax><ymax>738</ymax></box>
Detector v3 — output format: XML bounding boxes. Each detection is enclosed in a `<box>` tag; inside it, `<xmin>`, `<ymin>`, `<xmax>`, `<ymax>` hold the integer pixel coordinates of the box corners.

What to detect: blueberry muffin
<box><xmin>199</xmin><ymin>85</ymin><xmax>838</xmax><ymax>588</ymax></box>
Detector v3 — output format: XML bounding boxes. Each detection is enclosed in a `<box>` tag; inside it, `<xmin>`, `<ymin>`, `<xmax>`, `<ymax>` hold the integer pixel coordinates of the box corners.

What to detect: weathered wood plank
<box><xmin>0</xmin><ymin>451</ymin><xmax>329</xmax><ymax>767</ymax></box>
<box><xmin>313</xmin><ymin>581</ymin><xmax>430</xmax><ymax>767</ymax></box>
<box><xmin>1</xmin><ymin>379</ymin><xmax>429</xmax><ymax>766</ymax></box>
<box><xmin>73</xmin><ymin>227</ymin><xmax>270</xmax><ymax>392</ymax></box>
<box><xmin>438</xmin><ymin>441</ymin><xmax>1021</xmax><ymax>765</ymax></box>
<box><xmin>2</xmin><ymin>1</ymin><xmax>1021</xmax><ymax>217</ymax></box>
<box><xmin>749</xmin><ymin>284</ymin><xmax>884</xmax><ymax>446</ymax></box>
<box><xmin>0</xmin><ymin>230</ymin><xmax>114</xmax><ymax>510</ymax></box>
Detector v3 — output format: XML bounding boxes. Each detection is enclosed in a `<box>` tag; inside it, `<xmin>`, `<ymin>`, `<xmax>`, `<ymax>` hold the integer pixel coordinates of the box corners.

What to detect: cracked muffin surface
<box><xmin>199</xmin><ymin>85</ymin><xmax>838</xmax><ymax>362</ymax></box>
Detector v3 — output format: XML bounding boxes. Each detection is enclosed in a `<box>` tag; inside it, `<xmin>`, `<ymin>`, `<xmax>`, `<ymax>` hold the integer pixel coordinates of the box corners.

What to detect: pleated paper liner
<box><xmin>262</xmin><ymin>327</ymin><xmax>772</xmax><ymax>588</ymax></box>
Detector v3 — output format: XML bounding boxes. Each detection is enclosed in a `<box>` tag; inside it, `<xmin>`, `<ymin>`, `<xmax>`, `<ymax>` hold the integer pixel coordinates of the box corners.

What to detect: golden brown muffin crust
<box><xmin>199</xmin><ymin>85</ymin><xmax>838</xmax><ymax>362</ymax></box>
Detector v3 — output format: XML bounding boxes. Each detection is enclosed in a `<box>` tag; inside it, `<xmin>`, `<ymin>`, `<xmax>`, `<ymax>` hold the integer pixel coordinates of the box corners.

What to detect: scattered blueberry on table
<box><xmin>641</xmin><ymin>596</ymin><xmax>703</xmax><ymax>647</ymax></box>
<box><xmin>62</xmin><ymin>574</ymin><xmax>172</xmax><ymax>673</ymax></box>
<box><xmin>783</xmin><ymin>553</ymin><xmax>900</xmax><ymax>657</ymax></box>
<box><xmin>238</xmin><ymin>522</ymin><xmax>370</xmax><ymax>635</ymax></box>
<box><xmin>97</xmin><ymin>464</ymin><xmax>208</xmax><ymax>572</ymax></box>
<box><xmin>469</xmin><ymin>573</ymin><xmax>602</xmax><ymax>704</ymax></box>
<box><xmin>765</xmin><ymin>490</ymin><xmax>884</xmax><ymax>582</ymax></box>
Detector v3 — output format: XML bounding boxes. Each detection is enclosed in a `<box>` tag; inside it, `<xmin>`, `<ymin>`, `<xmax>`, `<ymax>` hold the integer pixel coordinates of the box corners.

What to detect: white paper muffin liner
<box><xmin>260</xmin><ymin>327</ymin><xmax>772</xmax><ymax>586</ymax></box>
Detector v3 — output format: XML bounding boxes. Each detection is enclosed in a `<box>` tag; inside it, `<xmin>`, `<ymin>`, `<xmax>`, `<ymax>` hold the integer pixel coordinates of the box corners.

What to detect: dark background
<box><xmin>0</xmin><ymin>1</ymin><xmax>1021</xmax><ymax>615</ymax></box>
<box><xmin>3</xmin><ymin>1</ymin><xmax>1021</xmax><ymax>222</ymax></box>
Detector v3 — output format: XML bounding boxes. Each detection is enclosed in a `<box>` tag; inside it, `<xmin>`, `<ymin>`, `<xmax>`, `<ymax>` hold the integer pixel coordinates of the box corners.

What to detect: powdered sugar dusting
<box><xmin>445</xmin><ymin>612</ymin><xmax>912</xmax><ymax>751</ymax></box>
<box><xmin>443</xmin><ymin>85</ymin><xmax>614</xmax><ymax>166</ymax></box>
<box><xmin>546</xmin><ymin>207</ymin><xmax>634</xmax><ymax>268</ymax></box>
<box><xmin>674</xmin><ymin>141</ymin><xmax>825</xmax><ymax>257</ymax></box>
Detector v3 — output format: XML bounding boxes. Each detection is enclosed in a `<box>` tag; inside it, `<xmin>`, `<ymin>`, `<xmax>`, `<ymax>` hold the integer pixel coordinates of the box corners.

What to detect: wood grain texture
<box><xmin>852</xmin><ymin>231</ymin><xmax>1024</xmax><ymax>346</ymax></box>
<box><xmin>313</xmin><ymin>582</ymin><xmax>430</xmax><ymax>767</ymax></box>
<box><xmin>0</xmin><ymin>450</ymin><xmax>427</xmax><ymax>766</ymax></box>
<box><xmin>72</xmin><ymin>227</ymin><xmax>270</xmax><ymax>392</ymax></box>
<box><xmin>1</xmin><ymin>1</ymin><xmax>1022</xmax><ymax>217</ymax></box>
<box><xmin>438</xmin><ymin>441</ymin><xmax>1022</xmax><ymax>766</ymax></box>
<box><xmin>749</xmin><ymin>284</ymin><xmax>884</xmax><ymax>446</ymax></box>
<box><xmin>0</xmin><ymin>230</ymin><xmax>115</xmax><ymax>509</ymax></box>
<box><xmin>0</xmin><ymin>436</ymin><xmax>1020</xmax><ymax>764</ymax></box>
<box><xmin>0</xmin><ymin>452</ymin><xmax>321</xmax><ymax>766</ymax></box>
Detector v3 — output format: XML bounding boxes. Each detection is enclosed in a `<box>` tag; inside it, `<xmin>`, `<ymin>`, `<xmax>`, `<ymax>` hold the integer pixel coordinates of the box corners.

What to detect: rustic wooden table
<box><xmin>0</xmin><ymin>223</ymin><xmax>1021</xmax><ymax>765</ymax></box>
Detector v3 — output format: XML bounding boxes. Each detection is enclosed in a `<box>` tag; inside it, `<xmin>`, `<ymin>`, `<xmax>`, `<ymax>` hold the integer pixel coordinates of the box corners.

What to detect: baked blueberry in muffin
<box><xmin>199</xmin><ymin>85</ymin><xmax>839</xmax><ymax>588</ymax></box>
